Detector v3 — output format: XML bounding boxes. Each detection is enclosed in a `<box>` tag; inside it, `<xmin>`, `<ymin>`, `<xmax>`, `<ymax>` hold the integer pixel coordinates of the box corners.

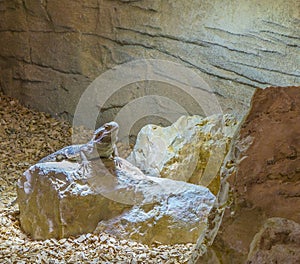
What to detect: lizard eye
<box><xmin>94</xmin><ymin>132</ymin><xmax>104</xmax><ymax>141</ymax></box>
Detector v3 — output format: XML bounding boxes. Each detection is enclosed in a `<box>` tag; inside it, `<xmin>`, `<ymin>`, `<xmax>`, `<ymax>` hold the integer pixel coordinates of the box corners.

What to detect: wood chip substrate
<box><xmin>0</xmin><ymin>93</ymin><xmax>194</xmax><ymax>263</ymax></box>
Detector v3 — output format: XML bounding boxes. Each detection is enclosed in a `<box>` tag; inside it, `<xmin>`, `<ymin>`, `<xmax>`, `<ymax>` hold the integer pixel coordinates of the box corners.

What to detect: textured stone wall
<box><xmin>0</xmin><ymin>0</ymin><xmax>299</xmax><ymax>123</ymax></box>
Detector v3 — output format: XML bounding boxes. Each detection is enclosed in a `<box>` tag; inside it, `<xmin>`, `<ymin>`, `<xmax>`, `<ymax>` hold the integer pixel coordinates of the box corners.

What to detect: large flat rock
<box><xmin>17</xmin><ymin>157</ymin><xmax>216</xmax><ymax>245</ymax></box>
<box><xmin>17</xmin><ymin>160</ymin><xmax>129</xmax><ymax>239</ymax></box>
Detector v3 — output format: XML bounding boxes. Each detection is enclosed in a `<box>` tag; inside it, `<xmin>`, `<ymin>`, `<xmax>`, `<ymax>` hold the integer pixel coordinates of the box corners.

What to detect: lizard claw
<box><xmin>114</xmin><ymin>157</ymin><xmax>122</xmax><ymax>168</ymax></box>
<box><xmin>77</xmin><ymin>160</ymin><xmax>91</xmax><ymax>175</ymax></box>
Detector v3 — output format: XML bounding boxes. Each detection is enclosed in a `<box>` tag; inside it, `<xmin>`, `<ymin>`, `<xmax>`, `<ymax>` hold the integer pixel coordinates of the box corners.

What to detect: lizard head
<box><xmin>93</xmin><ymin>121</ymin><xmax>119</xmax><ymax>144</ymax></box>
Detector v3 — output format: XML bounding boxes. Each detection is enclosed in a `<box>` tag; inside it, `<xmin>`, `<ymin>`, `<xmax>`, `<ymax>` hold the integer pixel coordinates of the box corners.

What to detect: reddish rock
<box><xmin>234</xmin><ymin>86</ymin><xmax>300</xmax><ymax>222</ymax></box>
<box><xmin>247</xmin><ymin>217</ymin><xmax>300</xmax><ymax>264</ymax></box>
<box><xmin>214</xmin><ymin>86</ymin><xmax>300</xmax><ymax>263</ymax></box>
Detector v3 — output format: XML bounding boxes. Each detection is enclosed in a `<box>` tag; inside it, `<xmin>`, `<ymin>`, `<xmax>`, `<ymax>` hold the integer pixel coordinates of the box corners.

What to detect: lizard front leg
<box><xmin>112</xmin><ymin>145</ymin><xmax>122</xmax><ymax>168</ymax></box>
<box><xmin>77</xmin><ymin>144</ymin><xmax>93</xmax><ymax>175</ymax></box>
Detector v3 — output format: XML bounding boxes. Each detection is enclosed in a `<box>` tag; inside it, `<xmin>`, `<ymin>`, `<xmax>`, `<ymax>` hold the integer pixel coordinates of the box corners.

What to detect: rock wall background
<box><xmin>0</xmin><ymin>0</ymin><xmax>299</xmax><ymax>123</ymax></box>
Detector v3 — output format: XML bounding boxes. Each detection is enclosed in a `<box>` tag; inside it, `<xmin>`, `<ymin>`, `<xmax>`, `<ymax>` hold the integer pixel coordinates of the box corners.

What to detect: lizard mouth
<box><xmin>93</xmin><ymin>122</ymin><xmax>119</xmax><ymax>142</ymax></box>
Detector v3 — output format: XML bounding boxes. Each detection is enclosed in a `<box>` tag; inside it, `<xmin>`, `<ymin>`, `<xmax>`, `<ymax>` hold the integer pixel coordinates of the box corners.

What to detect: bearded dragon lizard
<box><xmin>38</xmin><ymin>121</ymin><xmax>120</xmax><ymax>173</ymax></box>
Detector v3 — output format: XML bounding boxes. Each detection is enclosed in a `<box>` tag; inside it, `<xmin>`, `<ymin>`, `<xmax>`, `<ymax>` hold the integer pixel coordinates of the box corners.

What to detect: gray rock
<box><xmin>17</xmin><ymin>160</ymin><xmax>129</xmax><ymax>239</ymax></box>
<box><xmin>94</xmin><ymin>159</ymin><xmax>216</xmax><ymax>245</ymax></box>
<box><xmin>17</xmin><ymin>157</ymin><xmax>216</xmax><ymax>245</ymax></box>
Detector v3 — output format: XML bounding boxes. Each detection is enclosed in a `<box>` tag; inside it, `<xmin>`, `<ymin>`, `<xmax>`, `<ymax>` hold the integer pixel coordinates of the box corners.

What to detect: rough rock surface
<box><xmin>17</xmin><ymin>157</ymin><xmax>215</xmax><ymax>245</ymax></box>
<box><xmin>247</xmin><ymin>217</ymin><xmax>300</xmax><ymax>264</ymax></box>
<box><xmin>214</xmin><ymin>86</ymin><xmax>300</xmax><ymax>263</ymax></box>
<box><xmin>1</xmin><ymin>0</ymin><xmax>299</xmax><ymax>122</ymax></box>
<box><xmin>17</xmin><ymin>160</ymin><xmax>129</xmax><ymax>239</ymax></box>
<box><xmin>128</xmin><ymin>114</ymin><xmax>238</xmax><ymax>194</ymax></box>
<box><xmin>233</xmin><ymin>86</ymin><xmax>300</xmax><ymax>223</ymax></box>
<box><xmin>127</xmin><ymin>114</ymin><xmax>239</xmax><ymax>262</ymax></box>
<box><xmin>94</xmin><ymin>160</ymin><xmax>216</xmax><ymax>245</ymax></box>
